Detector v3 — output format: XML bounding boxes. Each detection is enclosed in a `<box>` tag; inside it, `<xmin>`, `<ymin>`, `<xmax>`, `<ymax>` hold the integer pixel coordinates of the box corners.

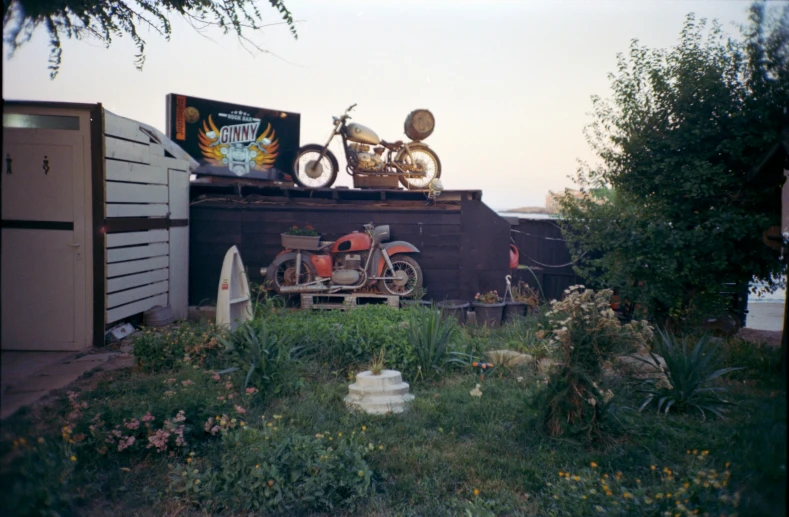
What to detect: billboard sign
<box><xmin>166</xmin><ymin>93</ymin><xmax>300</xmax><ymax>181</ymax></box>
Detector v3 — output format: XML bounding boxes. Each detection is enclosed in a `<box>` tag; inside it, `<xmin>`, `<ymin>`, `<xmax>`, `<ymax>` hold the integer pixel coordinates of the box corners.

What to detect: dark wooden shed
<box><xmin>188</xmin><ymin>185</ymin><xmax>512</xmax><ymax>305</ymax></box>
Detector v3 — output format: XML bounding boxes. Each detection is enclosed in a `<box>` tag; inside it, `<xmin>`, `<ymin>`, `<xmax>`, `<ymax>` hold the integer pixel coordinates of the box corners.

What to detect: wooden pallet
<box><xmin>301</xmin><ymin>293</ymin><xmax>400</xmax><ymax>310</ymax></box>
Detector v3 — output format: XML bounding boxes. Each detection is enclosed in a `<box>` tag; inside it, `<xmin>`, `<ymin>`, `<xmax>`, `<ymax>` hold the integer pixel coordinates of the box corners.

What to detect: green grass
<box><xmin>0</xmin><ymin>311</ymin><xmax>785</xmax><ymax>516</ymax></box>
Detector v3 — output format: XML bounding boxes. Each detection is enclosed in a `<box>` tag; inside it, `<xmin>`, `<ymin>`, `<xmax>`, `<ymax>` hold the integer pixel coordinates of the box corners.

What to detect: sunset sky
<box><xmin>2</xmin><ymin>0</ymin><xmax>756</xmax><ymax>210</ymax></box>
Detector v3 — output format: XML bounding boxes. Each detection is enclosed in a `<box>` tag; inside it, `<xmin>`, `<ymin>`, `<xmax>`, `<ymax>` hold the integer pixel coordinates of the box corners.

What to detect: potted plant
<box><xmin>473</xmin><ymin>290</ymin><xmax>504</xmax><ymax>327</ymax></box>
<box><xmin>504</xmin><ymin>281</ymin><xmax>540</xmax><ymax>322</ymax></box>
<box><xmin>281</xmin><ymin>224</ymin><xmax>321</xmax><ymax>250</ymax></box>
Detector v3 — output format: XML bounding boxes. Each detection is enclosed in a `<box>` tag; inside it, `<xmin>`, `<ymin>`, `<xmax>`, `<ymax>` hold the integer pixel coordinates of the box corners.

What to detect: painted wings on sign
<box><xmin>197</xmin><ymin>113</ymin><xmax>280</xmax><ymax>176</ymax></box>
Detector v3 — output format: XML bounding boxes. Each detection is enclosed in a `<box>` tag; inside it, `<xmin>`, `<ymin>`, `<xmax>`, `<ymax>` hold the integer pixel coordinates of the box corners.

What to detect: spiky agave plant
<box><xmin>636</xmin><ymin>329</ymin><xmax>743</xmax><ymax>420</ymax></box>
<box><xmin>408</xmin><ymin>307</ymin><xmax>458</xmax><ymax>381</ymax></box>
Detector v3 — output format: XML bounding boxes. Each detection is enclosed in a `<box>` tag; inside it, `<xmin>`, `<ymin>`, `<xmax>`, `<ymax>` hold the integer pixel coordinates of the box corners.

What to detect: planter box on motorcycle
<box><xmin>281</xmin><ymin>234</ymin><xmax>321</xmax><ymax>250</ymax></box>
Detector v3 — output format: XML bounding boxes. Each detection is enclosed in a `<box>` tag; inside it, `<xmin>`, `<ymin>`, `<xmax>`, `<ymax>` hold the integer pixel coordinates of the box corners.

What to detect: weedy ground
<box><xmin>0</xmin><ymin>307</ymin><xmax>785</xmax><ymax>517</ymax></box>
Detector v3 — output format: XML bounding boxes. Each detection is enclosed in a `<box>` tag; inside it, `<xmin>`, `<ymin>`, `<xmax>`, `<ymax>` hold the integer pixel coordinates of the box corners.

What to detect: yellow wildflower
<box><xmin>70</xmin><ymin>455</ymin><xmax>77</xmax><ymax>462</ymax></box>
<box><xmin>623</xmin><ymin>492</ymin><xmax>633</xmax><ymax>499</ymax></box>
<box><xmin>590</xmin><ymin>462</ymin><xmax>598</xmax><ymax>468</ymax></box>
<box><xmin>473</xmin><ymin>488</ymin><xmax>480</xmax><ymax>496</ymax></box>
<box><xmin>186</xmin><ymin>458</ymin><xmax>192</xmax><ymax>463</ymax></box>
<box><xmin>362</xmin><ymin>425</ymin><xmax>367</xmax><ymax>431</ymax></box>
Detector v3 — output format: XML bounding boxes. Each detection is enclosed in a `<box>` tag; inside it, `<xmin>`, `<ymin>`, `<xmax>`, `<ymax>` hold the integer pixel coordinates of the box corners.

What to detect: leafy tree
<box><xmin>2</xmin><ymin>0</ymin><xmax>298</xmax><ymax>78</ymax></box>
<box><xmin>559</xmin><ymin>2</ymin><xmax>789</xmax><ymax>326</ymax></box>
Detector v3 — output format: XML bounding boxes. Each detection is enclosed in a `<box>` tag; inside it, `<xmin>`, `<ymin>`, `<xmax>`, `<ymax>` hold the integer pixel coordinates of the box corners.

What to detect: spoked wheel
<box><xmin>270</xmin><ymin>259</ymin><xmax>314</xmax><ymax>293</ymax></box>
<box><xmin>292</xmin><ymin>144</ymin><xmax>339</xmax><ymax>189</ymax></box>
<box><xmin>378</xmin><ymin>255</ymin><xmax>423</xmax><ymax>297</ymax></box>
<box><xmin>395</xmin><ymin>143</ymin><xmax>441</xmax><ymax>190</ymax></box>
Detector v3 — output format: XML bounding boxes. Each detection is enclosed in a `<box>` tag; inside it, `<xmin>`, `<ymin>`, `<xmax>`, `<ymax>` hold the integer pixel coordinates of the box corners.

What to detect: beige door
<box><xmin>1</xmin><ymin>119</ymin><xmax>92</xmax><ymax>350</ymax></box>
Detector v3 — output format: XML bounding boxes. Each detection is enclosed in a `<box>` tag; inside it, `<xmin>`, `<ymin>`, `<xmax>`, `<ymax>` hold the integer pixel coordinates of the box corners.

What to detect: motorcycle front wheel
<box><xmin>395</xmin><ymin>143</ymin><xmax>441</xmax><ymax>190</ymax></box>
<box><xmin>292</xmin><ymin>144</ymin><xmax>339</xmax><ymax>189</ymax></box>
<box><xmin>378</xmin><ymin>255</ymin><xmax>423</xmax><ymax>297</ymax></box>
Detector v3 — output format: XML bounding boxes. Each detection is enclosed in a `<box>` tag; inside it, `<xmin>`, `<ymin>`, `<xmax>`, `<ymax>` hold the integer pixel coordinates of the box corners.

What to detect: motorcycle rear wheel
<box><xmin>292</xmin><ymin>144</ymin><xmax>339</xmax><ymax>189</ymax></box>
<box><xmin>269</xmin><ymin>259</ymin><xmax>315</xmax><ymax>293</ymax></box>
<box><xmin>378</xmin><ymin>255</ymin><xmax>423</xmax><ymax>297</ymax></box>
<box><xmin>395</xmin><ymin>143</ymin><xmax>441</xmax><ymax>190</ymax></box>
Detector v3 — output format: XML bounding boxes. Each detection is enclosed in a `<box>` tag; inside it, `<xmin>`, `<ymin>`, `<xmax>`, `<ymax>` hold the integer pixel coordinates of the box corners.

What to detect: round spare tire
<box><xmin>404</xmin><ymin>109</ymin><xmax>435</xmax><ymax>141</ymax></box>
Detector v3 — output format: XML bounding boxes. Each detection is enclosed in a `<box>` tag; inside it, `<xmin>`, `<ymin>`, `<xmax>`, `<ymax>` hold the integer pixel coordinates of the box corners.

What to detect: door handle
<box><xmin>67</xmin><ymin>243</ymin><xmax>81</xmax><ymax>248</ymax></box>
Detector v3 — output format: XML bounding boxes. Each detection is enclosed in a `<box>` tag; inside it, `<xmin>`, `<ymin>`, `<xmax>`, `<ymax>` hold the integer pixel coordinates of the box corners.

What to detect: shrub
<box><xmin>133</xmin><ymin>322</ymin><xmax>223</xmax><ymax>373</ymax></box>
<box><xmin>636</xmin><ymin>330</ymin><xmax>742</xmax><ymax>420</ymax></box>
<box><xmin>540</xmin><ymin>286</ymin><xmax>653</xmax><ymax>440</ymax></box>
<box><xmin>0</xmin><ymin>437</ymin><xmax>78</xmax><ymax>516</ymax></box>
<box><xmin>169</xmin><ymin>425</ymin><xmax>374</xmax><ymax>513</ymax></box>
<box><xmin>260</xmin><ymin>306</ymin><xmax>419</xmax><ymax>377</ymax></box>
<box><xmin>407</xmin><ymin>307</ymin><xmax>459</xmax><ymax>381</ymax></box>
<box><xmin>220</xmin><ymin>319</ymin><xmax>308</xmax><ymax>393</ymax></box>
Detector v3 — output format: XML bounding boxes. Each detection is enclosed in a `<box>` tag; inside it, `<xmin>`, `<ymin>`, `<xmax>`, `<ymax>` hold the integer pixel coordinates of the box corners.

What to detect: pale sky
<box><xmin>2</xmin><ymin>0</ymin><xmax>756</xmax><ymax>210</ymax></box>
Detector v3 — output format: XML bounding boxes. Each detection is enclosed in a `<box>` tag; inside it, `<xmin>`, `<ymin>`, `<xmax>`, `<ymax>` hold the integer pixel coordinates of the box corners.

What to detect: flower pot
<box><xmin>281</xmin><ymin>233</ymin><xmax>320</xmax><ymax>250</ymax></box>
<box><xmin>436</xmin><ymin>300</ymin><xmax>470</xmax><ymax>325</ymax></box>
<box><xmin>503</xmin><ymin>301</ymin><xmax>528</xmax><ymax>322</ymax></box>
<box><xmin>472</xmin><ymin>302</ymin><xmax>505</xmax><ymax>328</ymax></box>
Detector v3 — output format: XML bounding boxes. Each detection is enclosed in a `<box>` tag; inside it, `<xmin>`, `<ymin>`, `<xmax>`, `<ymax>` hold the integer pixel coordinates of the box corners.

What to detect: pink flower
<box><xmin>181</xmin><ymin>380</ymin><xmax>194</xmax><ymax>387</ymax></box>
<box><xmin>117</xmin><ymin>436</ymin><xmax>136</xmax><ymax>452</ymax></box>
<box><xmin>225</xmin><ymin>381</ymin><xmax>233</xmax><ymax>390</ymax></box>
<box><xmin>123</xmin><ymin>418</ymin><xmax>140</xmax><ymax>430</ymax></box>
<box><xmin>142</xmin><ymin>412</ymin><xmax>155</xmax><ymax>422</ymax></box>
<box><xmin>174</xmin><ymin>410</ymin><xmax>186</xmax><ymax>423</ymax></box>
<box><xmin>234</xmin><ymin>405</ymin><xmax>247</xmax><ymax>415</ymax></box>
<box><xmin>245</xmin><ymin>387</ymin><xmax>258</xmax><ymax>395</ymax></box>
<box><xmin>217</xmin><ymin>396</ymin><xmax>226</xmax><ymax>401</ymax></box>
<box><xmin>212</xmin><ymin>374</ymin><xmax>221</xmax><ymax>381</ymax></box>
<box><xmin>227</xmin><ymin>394</ymin><xmax>234</xmax><ymax>400</ymax></box>
<box><xmin>164</xmin><ymin>378</ymin><xmax>176</xmax><ymax>384</ymax></box>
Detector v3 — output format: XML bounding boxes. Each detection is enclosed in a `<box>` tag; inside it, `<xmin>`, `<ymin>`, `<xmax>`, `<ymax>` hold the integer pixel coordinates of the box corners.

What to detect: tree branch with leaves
<box><xmin>559</xmin><ymin>2</ymin><xmax>789</xmax><ymax>327</ymax></box>
<box><xmin>3</xmin><ymin>0</ymin><xmax>298</xmax><ymax>78</ymax></box>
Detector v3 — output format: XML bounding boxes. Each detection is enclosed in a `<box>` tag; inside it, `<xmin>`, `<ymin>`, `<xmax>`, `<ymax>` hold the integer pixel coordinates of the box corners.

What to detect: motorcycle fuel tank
<box><xmin>332</xmin><ymin>232</ymin><xmax>371</xmax><ymax>254</ymax></box>
<box><xmin>345</xmin><ymin>123</ymin><xmax>380</xmax><ymax>145</ymax></box>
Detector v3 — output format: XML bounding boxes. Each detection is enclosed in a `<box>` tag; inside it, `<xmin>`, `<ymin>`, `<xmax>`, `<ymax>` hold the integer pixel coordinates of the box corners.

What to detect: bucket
<box><xmin>472</xmin><ymin>302</ymin><xmax>505</xmax><ymax>328</ymax></box>
<box><xmin>436</xmin><ymin>300</ymin><xmax>470</xmax><ymax>325</ymax></box>
<box><xmin>503</xmin><ymin>301</ymin><xmax>528</xmax><ymax>322</ymax></box>
<box><xmin>143</xmin><ymin>305</ymin><xmax>175</xmax><ymax>327</ymax></box>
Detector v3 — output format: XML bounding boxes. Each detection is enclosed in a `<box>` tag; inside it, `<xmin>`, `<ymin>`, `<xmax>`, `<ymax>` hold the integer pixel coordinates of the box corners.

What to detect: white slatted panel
<box><xmin>103</xmin><ymin>109</ymin><xmax>190</xmax><ymax>327</ymax></box>
<box><xmin>106</xmin><ymin>204</ymin><xmax>168</xmax><ymax>218</ymax></box>
<box><xmin>106</xmin><ymin>182</ymin><xmax>168</xmax><ymax>203</ymax></box>
<box><xmin>107</xmin><ymin>268</ymin><xmax>169</xmax><ymax>293</ymax></box>
<box><xmin>107</xmin><ymin>242</ymin><xmax>169</xmax><ymax>263</ymax></box>
<box><xmin>106</xmin><ymin>160</ymin><xmax>168</xmax><ymax>184</ymax></box>
<box><xmin>106</xmin><ymin>294</ymin><xmax>168</xmax><ymax>324</ymax></box>
<box><xmin>106</xmin><ymin>136</ymin><xmax>150</xmax><ymax>164</ymax></box>
<box><xmin>105</xmin><ymin>112</ymin><xmax>150</xmax><ymax>144</ymax></box>
<box><xmin>107</xmin><ymin>229</ymin><xmax>168</xmax><ymax>248</ymax></box>
<box><xmin>107</xmin><ymin>255</ymin><xmax>169</xmax><ymax>278</ymax></box>
<box><xmin>107</xmin><ymin>281</ymin><xmax>169</xmax><ymax>309</ymax></box>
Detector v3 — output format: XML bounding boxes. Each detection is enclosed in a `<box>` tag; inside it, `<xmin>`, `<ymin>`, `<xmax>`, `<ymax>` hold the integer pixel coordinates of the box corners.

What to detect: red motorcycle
<box><xmin>264</xmin><ymin>223</ymin><xmax>423</xmax><ymax>297</ymax></box>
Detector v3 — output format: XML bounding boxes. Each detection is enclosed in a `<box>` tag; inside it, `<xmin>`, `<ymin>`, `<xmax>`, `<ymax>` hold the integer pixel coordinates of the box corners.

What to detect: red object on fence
<box><xmin>509</xmin><ymin>244</ymin><xmax>520</xmax><ymax>270</ymax></box>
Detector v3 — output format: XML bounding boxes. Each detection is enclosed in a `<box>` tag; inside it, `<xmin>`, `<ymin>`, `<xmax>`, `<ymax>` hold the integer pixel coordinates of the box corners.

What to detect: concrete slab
<box><xmin>1</xmin><ymin>350</ymin><xmax>116</xmax><ymax>420</ymax></box>
<box><xmin>1</xmin><ymin>351</ymin><xmax>74</xmax><ymax>390</ymax></box>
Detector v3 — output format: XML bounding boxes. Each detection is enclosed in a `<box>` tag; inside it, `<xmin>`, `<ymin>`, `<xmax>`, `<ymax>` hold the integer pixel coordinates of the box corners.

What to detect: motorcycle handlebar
<box><xmin>347</xmin><ymin>103</ymin><xmax>357</xmax><ymax>113</ymax></box>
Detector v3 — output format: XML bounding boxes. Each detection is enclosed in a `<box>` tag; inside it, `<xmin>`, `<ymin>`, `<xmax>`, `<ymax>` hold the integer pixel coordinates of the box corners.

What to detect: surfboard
<box><xmin>216</xmin><ymin>246</ymin><xmax>253</xmax><ymax>331</ymax></box>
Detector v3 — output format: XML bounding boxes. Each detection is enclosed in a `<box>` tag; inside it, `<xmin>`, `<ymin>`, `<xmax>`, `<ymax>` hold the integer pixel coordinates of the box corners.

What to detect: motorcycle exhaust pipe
<box><xmin>278</xmin><ymin>284</ymin><xmax>330</xmax><ymax>293</ymax></box>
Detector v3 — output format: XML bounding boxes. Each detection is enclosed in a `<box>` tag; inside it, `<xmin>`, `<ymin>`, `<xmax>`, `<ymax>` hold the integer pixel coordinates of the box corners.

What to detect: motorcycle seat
<box><xmin>380</xmin><ymin>140</ymin><xmax>403</xmax><ymax>150</ymax></box>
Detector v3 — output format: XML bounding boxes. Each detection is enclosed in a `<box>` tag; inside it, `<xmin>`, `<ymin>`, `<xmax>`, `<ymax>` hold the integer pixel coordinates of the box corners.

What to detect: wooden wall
<box><xmin>507</xmin><ymin>216</ymin><xmax>582</xmax><ymax>303</ymax></box>
<box><xmin>189</xmin><ymin>186</ymin><xmax>512</xmax><ymax>305</ymax></box>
